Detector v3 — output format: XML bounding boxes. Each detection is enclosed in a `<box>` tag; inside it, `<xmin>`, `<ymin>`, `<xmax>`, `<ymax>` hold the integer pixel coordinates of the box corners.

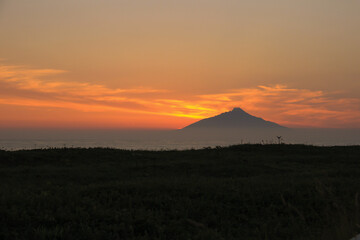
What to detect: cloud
<box><xmin>196</xmin><ymin>85</ymin><xmax>360</xmax><ymax>127</ymax></box>
<box><xmin>0</xmin><ymin>64</ymin><xmax>170</xmax><ymax>114</ymax></box>
<box><xmin>0</xmin><ymin>64</ymin><xmax>360</xmax><ymax>128</ymax></box>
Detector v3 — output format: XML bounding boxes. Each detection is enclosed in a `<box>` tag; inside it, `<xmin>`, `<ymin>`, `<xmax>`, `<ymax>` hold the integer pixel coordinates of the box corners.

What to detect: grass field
<box><xmin>0</xmin><ymin>144</ymin><xmax>360</xmax><ymax>240</ymax></box>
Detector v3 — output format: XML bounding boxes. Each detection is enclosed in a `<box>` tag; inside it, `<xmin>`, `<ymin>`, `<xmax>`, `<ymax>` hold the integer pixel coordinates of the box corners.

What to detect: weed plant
<box><xmin>0</xmin><ymin>145</ymin><xmax>359</xmax><ymax>239</ymax></box>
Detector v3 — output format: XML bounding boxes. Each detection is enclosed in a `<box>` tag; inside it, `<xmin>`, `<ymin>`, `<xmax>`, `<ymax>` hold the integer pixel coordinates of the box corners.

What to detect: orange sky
<box><xmin>1</xmin><ymin>63</ymin><xmax>359</xmax><ymax>129</ymax></box>
<box><xmin>0</xmin><ymin>1</ymin><xmax>360</xmax><ymax>129</ymax></box>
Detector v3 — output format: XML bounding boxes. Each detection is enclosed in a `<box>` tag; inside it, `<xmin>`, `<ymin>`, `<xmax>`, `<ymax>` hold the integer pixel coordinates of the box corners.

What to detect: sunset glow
<box><xmin>1</xmin><ymin>1</ymin><xmax>359</xmax><ymax>129</ymax></box>
<box><xmin>0</xmin><ymin>63</ymin><xmax>359</xmax><ymax>129</ymax></box>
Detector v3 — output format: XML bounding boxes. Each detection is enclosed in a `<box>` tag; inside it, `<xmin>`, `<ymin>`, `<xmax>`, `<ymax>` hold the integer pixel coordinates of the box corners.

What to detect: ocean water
<box><xmin>0</xmin><ymin>129</ymin><xmax>359</xmax><ymax>151</ymax></box>
<box><xmin>0</xmin><ymin>129</ymin><xmax>232</xmax><ymax>150</ymax></box>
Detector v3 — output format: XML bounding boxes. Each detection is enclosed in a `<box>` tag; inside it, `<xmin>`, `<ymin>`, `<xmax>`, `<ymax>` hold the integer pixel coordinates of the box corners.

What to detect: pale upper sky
<box><xmin>0</xmin><ymin>0</ymin><xmax>359</xmax><ymax>128</ymax></box>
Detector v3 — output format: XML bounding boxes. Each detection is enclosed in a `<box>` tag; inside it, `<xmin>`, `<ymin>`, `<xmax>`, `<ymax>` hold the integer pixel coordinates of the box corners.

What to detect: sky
<box><xmin>0</xmin><ymin>0</ymin><xmax>359</xmax><ymax>129</ymax></box>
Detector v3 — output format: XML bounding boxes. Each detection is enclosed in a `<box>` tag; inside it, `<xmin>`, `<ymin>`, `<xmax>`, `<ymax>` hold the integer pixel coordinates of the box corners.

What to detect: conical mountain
<box><xmin>182</xmin><ymin>107</ymin><xmax>285</xmax><ymax>129</ymax></box>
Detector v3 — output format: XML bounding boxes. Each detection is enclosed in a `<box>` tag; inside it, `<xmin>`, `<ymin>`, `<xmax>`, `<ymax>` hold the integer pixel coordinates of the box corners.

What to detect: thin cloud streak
<box><xmin>0</xmin><ymin>64</ymin><xmax>359</xmax><ymax>128</ymax></box>
<box><xmin>197</xmin><ymin>85</ymin><xmax>360</xmax><ymax>128</ymax></box>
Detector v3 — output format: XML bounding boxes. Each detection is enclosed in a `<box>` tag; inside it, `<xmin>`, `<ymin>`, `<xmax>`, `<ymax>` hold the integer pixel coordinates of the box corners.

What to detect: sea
<box><xmin>0</xmin><ymin>128</ymin><xmax>359</xmax><ymax>151</ymax></box>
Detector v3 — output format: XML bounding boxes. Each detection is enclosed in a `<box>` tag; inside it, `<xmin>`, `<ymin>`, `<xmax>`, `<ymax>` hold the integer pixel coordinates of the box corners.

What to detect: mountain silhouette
<box><xmin>182</xmin><ymin>107</ymin><xmax>285</xmax><ymax>129</ymax></box>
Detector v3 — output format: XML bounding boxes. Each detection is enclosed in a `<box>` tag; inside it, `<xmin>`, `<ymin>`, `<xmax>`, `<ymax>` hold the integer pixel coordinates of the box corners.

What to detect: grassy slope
<box><xmin>0</xmin><ymin>145</ymin><xmax>360</xmax><ymax>240</ymax></box>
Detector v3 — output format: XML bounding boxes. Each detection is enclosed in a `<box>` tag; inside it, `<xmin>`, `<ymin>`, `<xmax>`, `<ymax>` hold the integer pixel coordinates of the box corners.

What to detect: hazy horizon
<box><xmin>1</xmin><ymin>127</ymin><xmax>359</xmax><ymax>151</ymax></box>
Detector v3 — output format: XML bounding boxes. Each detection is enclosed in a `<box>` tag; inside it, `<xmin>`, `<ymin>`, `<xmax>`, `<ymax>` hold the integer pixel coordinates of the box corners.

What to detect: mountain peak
<box><xmin>230</xmin><ymin>107</ymin><xmax>249</xmax><ymax>114</ymax></box>
<box><xmin>231</xmin><ymin>107</ymin><xmax>243</xmax><ymax>111</ymax></box>
<box><xmin>182</xmin><ymin>107</ymin><xmax>285</xmax><ymax>129</ymax></box>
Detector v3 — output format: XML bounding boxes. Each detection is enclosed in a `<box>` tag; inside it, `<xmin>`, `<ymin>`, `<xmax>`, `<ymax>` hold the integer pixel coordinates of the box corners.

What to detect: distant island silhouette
<box><xmin>182</xmin><ymin>107</ymin><xmax>285</xmax><ymax>130</ymax></box>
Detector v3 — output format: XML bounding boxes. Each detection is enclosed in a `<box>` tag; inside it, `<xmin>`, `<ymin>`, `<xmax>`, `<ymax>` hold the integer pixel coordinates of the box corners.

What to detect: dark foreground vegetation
<box><xmin>0</xmin><ymin>145</ymin><xmax>360</xmax><ymax>240</ymax></box>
